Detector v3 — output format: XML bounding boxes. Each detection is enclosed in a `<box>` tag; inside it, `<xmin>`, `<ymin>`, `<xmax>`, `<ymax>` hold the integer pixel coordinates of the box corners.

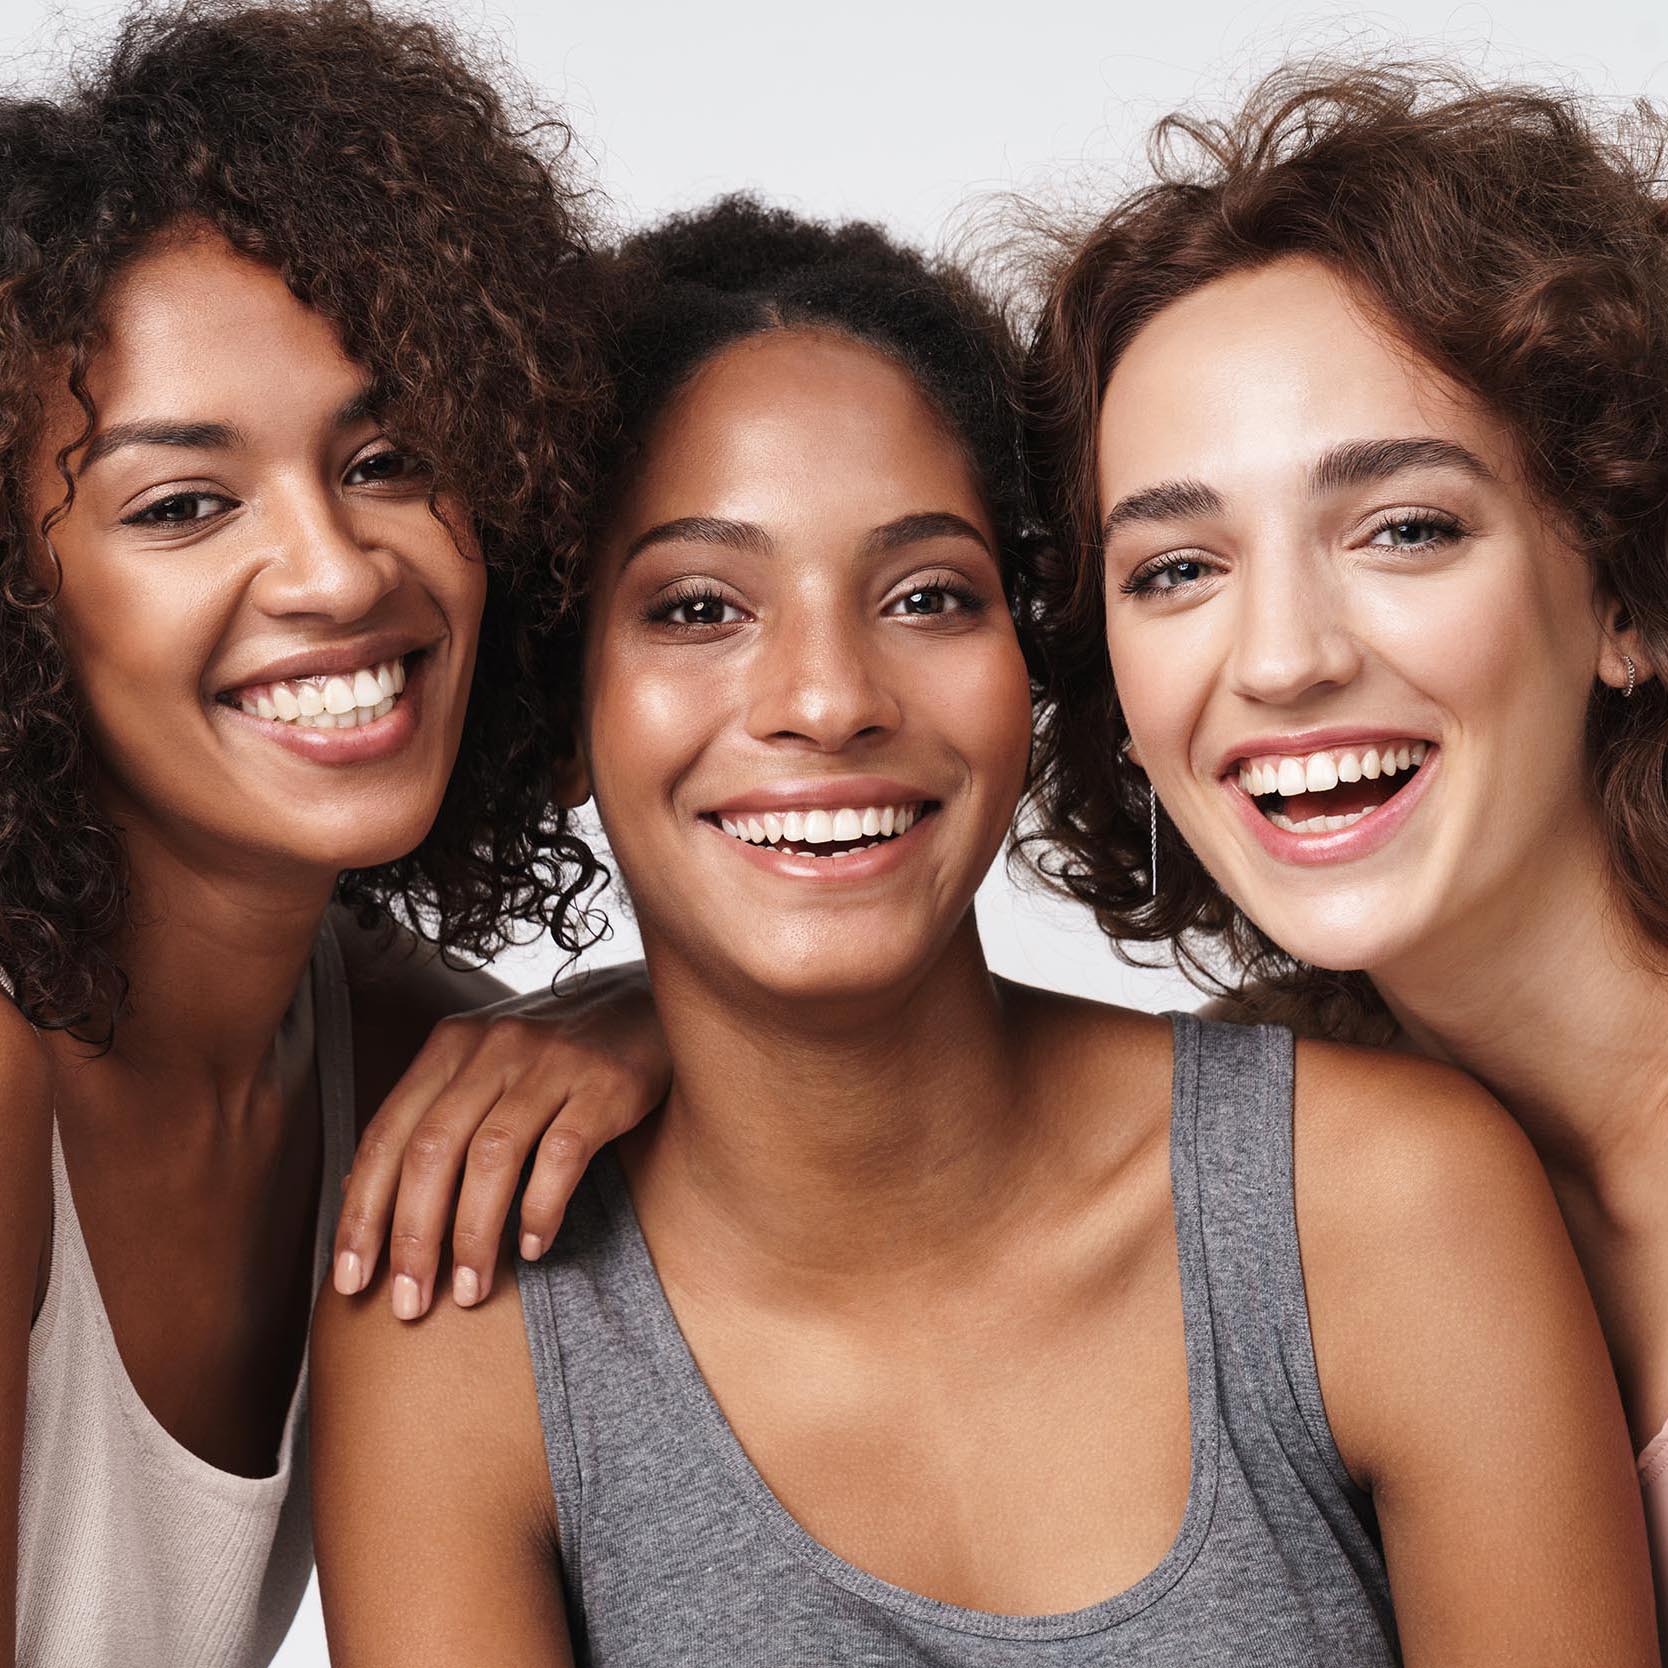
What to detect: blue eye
<box><xmin>1122</xmin><ymin>554</ymin><xmax>1215</xmax><ymax>597</ymax></box>
<box><xmin>1367</xmin><ymin>514</ymin><xmax>1462</xmax><ymax>550</ymax></box>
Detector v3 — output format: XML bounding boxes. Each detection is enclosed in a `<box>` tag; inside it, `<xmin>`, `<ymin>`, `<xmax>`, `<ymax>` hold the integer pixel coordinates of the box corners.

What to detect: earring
<box><xmin>1149</xmin><ymin>785</ymin><xmax>1158</xmax><ymax>899</ymax></box>
<box><xmin>1624</xmin><ymin>654</ymin><xmax>1637</xmax><ymax>698</ymax></box>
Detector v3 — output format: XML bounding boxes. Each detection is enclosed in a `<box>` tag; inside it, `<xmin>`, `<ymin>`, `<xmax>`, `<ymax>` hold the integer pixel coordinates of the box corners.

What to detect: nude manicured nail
<box><xmin>453</xmin><ymin>1266</ymin><xmax>481</xmax><ymax>1307</ymax></box>
<box><xmin>392</xmin><ymin>1273</ymin><xmax>422</xmax><ymax>1321</ymax></box>
<box><xmin>333</xmin><ymin>1250</ymin><xmax>365</xmax><ymax>1296</ymax></box>
<box><xmin>520</xmin><ymin>1232</ymin><xmax>545</xmax><ymax>1262</ymax></box>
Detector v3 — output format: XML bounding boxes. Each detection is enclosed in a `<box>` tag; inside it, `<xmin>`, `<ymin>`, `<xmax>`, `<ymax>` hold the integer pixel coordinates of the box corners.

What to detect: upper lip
<box><xmin>213</xmin><ymin>632</ymin><xmax>436</xmax><ymax>696</ymax></box>
<box><xmin>703</xmin><ymin>775</ymin><xmax>937</xmax><ymax>815</ymax></box>
<box><xmin>1216</xmin><ymin>725</ymin><xmax>1438</xmax><ymax>778</ymax></box>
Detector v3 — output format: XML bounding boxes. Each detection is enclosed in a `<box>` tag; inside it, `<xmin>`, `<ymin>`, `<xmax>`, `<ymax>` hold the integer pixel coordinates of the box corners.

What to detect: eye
<box><xmin>884</xmin><ymin>574</ymin><xmax>986</xmax><ymax>619</ymax></box>
<box><xmin>1121</xmin><ymin>553</ymin><xmax>1217</xmax><ymax>597</ymax></box>
<box><xmin>644</xmin><ymin>584</ymin><xmax>749</xmax><ymax>630</ymax></box>
<box><xmin>123</xmin><ymin>491</ymin><xmax>233</xmax><ymax>527</ymax></box>
<box><xmin>1364</xmin><ymin>512</ymin><xmax>1465</xmax><ymax>551</ymax></box>
<box><xmin>345</xmin><ymin>448</ymin><xmax>430</xmax><ymax>488</ymax></box>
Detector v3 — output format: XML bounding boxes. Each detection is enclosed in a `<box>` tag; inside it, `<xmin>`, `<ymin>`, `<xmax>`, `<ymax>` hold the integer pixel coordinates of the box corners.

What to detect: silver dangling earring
<box><xmin>1149</xmin><ymin>785</ymin><xmax>1159</xmax><ymax>899</ymax></box>
<box><xmin>1624</xmin><ymin>654</ymin><xmax>1637</xmax><ymax>698</ymax></box>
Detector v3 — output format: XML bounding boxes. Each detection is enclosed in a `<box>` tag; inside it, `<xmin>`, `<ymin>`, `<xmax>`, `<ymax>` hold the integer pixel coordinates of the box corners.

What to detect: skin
<box><xmin>3</xmin><ymin>224</ymin><xmax>652</xmax><ymax>1618</ymax></box>
<box><xmin>315</xmin><ymin>327</ymin><xmax>1657</xmax><ymax>1666</ymax></box>
<box><xmin>1097</xmin><ymin>256</ymin><xmax>1668</xmax><ymax>1456</ymax></box>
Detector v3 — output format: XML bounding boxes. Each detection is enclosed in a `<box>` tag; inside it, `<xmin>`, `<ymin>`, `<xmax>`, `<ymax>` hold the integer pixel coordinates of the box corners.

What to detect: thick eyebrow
<box><xmin>860</xmin><ymin>510</ymin><xmax>992</xmax><ymax>560</ymax></box>
<box><xmin>77</xmin><ymin>387</ymin><xmax>380</xmax><ymax>476</ymax></box>
<box><xmin>622</xmin><ymin>515</ymin><xmax>774</xmax><ymax>566</ymax></box>
<box><xmin>1309</xmin><ymin>436</ymin><xmax>1495</xmax><ymax>494</ymax></box>
<box><xmin>1100</xmin><ymin>480</ymin><xmax>1224</xmax><ymax>543</ymax></box>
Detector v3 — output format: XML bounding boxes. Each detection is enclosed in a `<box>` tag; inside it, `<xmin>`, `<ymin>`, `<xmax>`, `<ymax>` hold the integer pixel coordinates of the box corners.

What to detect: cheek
<box><xmin>1104</xmin><ymin>608</ymin><xmax>1209</xmax><ymax>784</ymax></box>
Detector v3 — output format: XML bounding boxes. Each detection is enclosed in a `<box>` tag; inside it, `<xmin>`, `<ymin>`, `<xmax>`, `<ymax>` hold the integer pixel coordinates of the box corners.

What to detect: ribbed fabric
<box><xmin>517</xmin><ymin>1013</ymin><xmax>1401</xmax><ymax>1665</ymax></box>
<box><xmin>16</xmin><ymin>921</ymin><xmax>356</xmax><ymax>1668</ymax></box>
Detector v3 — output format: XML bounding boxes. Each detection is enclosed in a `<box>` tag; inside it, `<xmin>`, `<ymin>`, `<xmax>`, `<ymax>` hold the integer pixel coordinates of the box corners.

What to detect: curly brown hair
<box><xmin>0</xmin><ymin>0</ymin><xmax>608</xmax><ymax>1035</ymax></box>
<box><xmin>1021</xmin><ymin>64</ymin><xmax>1668</xmax><ymax>1029</ymax></box>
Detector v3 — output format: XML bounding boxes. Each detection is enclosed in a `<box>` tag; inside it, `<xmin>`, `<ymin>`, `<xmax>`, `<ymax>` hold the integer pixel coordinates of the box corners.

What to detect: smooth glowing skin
<box><xmin>580</xmin><ymin>330</ymin><xmax>1032</xmax><ymax>1011</ymax></box>
<box><xmin>1100</xmin><ymin>257</ymin><xmax>1616</xmax><ymax>976</ymax></box>
<box><xmin>315</xmin><ymin>327</ymin><xmax>1656</xmax><ymax>1668</ymax></box>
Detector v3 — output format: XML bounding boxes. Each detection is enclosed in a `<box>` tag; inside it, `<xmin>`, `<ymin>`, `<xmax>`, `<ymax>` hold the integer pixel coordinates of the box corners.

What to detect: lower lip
<box><xmin>214</xmin><ymin>659</ymin><xmax>428</xmax><ymax>766</ymax></box>
<box><xmin>704</xmin><ymin>810</ymin><xmax>934</xmax><ymax>882</ymax></box>
<box><xmin>1227</xmin><ymin>748</ymin><xmax>1440</xmax><ymax>867</ymax></box>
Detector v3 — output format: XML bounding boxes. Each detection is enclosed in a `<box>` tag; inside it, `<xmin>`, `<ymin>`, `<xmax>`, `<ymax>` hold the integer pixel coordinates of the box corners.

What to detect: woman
<box><xmin>1021</xmin><ymin>65</ymin><xmax>1668</xmax><ymax>1618</ymax></box>
<box><xmin>0</xmin><ymin>4</ymin><xmax>657</xmax><ymax>1662</ymax></box>
<box><xmin>312</xmin><ymin>197</ymin><xmax>1656</xmax><ymax>1666</ymax></box>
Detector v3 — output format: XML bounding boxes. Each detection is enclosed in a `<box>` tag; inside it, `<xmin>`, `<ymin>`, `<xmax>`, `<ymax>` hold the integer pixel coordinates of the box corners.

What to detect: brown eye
<box><xmin>124</xmin><ymin>492</ymin><xmax>230</xmax><ymax>526</ymax></box>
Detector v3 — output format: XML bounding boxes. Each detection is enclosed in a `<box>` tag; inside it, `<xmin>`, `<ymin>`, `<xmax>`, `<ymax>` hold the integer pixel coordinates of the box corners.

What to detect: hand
<box><xmin>330</xmin><ymin>962</ymin><xmax>667</xmax><ymax>1318</ymax></box>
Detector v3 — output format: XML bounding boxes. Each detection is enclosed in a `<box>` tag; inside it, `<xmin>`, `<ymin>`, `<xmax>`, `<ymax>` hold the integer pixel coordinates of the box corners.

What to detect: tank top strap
<box><xmin>1167</xmin><ymin>1011</ymin><xmax>1365</xmax><ymax>1506</ymax></box>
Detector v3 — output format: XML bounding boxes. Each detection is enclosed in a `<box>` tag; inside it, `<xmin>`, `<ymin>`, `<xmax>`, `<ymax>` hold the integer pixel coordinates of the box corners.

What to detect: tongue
<box><xmin>1281</xmin><ymin>780</ymin><xmax>1396</xmax><ymax>821</ymax></box>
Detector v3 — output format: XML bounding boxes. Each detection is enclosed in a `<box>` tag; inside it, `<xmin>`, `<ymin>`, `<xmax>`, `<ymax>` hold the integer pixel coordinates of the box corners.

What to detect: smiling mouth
<box><xmin>216</xmin><ymin>652</ymin><xmax>419</xmax><ymax>730</ymax></box>
<box><xmin>1234</xmin><ymin>739</ymin><xmax>1432</xmax><ymax>832</ymax></box>
<box><xmin>704</xmin><ymin>800</ymin><xmax>936</xmax><ymax>860</ymax></box>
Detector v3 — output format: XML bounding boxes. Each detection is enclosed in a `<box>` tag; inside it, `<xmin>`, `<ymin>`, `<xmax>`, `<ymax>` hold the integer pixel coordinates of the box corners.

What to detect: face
<box><xmin>36</xmin><ymin>231</ymin><xmax>485</xmax><ymax>886</ymax></box>
<box><xmin>581</xmin><ymin>329</ymin><xmax>1032</xmax><ymax>1007</ymax></box>
<box><xmin>1098</xmin><ymin>257</ymin><xmax>1613</xmax><ymax>974</ymax></box>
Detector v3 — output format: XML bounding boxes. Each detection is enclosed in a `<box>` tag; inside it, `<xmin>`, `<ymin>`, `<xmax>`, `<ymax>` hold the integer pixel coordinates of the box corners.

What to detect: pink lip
<box><xmin>1228</xmin><ymin>744</ymin><xmax>1441</xmax><ymax>866</ymax></box>
<box><xmin>704</xmin><ymin>806</ymin><xmax>934</xmax><ymax>883</ymax></box>
<box><xmin>704</xmin><ymin>775</ymin><xmax>936</xmax><ymax>816</ymax></box>
<box><xmin>214</xmin><ymin>653</ymin><xmax>429</xmax><ymax>767</ymax></box>
<box><xmin>215</xmin><ymin>633</ymin><xmax>432</xmax><ymax>698</ymax></box>
<box><xmin>1215</xmin><ymin>725</ymin><xmax>1437</xmax><ymax>778</ymax></box>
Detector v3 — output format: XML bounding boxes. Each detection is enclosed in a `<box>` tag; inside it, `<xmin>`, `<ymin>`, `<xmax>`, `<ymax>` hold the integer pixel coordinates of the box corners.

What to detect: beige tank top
<box><xmin>15</xmin><ymin>920</ymin><xmax>356</xmax><ymax>1668</ymax></box>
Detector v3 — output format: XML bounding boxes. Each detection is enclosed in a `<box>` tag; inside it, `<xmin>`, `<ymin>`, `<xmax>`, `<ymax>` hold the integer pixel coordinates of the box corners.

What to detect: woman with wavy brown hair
<box><xmin>0</xmin><ymin>4</ymin><xmax>659</xmax><ymax>1663</ymax></box>
<box><xmin>1022</xmin><ymin>66</ymin><xmax>1668</xmax><ymax>1617</ymax></box>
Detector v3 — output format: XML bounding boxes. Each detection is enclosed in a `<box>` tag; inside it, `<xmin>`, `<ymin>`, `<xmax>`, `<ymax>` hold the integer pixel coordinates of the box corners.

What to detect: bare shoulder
<box><xmin>0</xmin><ymin>1000</ymin><xmax>52</xmax><ymax>1246</ymax></box>
<box><xmin>998</xmin><ymin>978</ymin><xmax>1174</xmax><ymax>1088</ymax></box>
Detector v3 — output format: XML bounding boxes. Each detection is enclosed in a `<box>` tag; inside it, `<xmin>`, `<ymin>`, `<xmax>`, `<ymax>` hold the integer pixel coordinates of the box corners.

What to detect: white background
<box><xmin>3</xmin><ymin>1</ymin><xmax>1662</xmax><ymax>1660</ymax></box>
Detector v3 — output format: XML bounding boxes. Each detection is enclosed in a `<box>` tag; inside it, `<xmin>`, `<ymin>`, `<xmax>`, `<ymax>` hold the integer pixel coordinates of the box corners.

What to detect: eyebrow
<box><xmin>77</xmin><ymin>388</ymin><xmax>380</xmax><ymax>474</ymax></box>
<box><xmin>621</xmin><ymin>509</ymin><xmax>992</xmax><ymax>568</ymax></box>
<box><xmin>859</xmin><ymin>511</ymin><xmax>992</xmax><ymax>560</ymax></box>
<box><xmin>1100</xmin><ymin>480</ymin><xmax>1224</xmax><ymax>543</ymax></box>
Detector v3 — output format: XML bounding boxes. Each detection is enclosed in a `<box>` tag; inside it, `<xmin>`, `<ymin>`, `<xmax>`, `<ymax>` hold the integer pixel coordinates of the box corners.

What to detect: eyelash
<box><xmin>1119</xmin><ymin>509</ymin><xmax>1469</xmax><ymax>598</ymax></box>
<box><xmin>119</xmin><ymin>447</ymin><xmax>426</xmax><ymax>529</ymax></box>
<box><xmin>642</xmin><ymin>574</ymin><xmax>988</xmax><ymax>632</ymax></box>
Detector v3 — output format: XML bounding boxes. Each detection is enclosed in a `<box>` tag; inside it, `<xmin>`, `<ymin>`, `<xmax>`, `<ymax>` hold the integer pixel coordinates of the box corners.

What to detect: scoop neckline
<box><xmin>592</xmin><ymin>1012</ymin><xmax>1221</xmax><ymax>1642</ymax></box>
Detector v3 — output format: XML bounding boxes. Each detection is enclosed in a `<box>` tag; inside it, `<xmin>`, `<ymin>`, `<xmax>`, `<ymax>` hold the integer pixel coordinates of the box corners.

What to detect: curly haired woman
<box><xmin>1022</xmin><ymin>65</ymin><xmax>1668</xmax><ymax>1628</ymax></box>
<box><xmin>0</xmin><ymin>4</ymin><xmax>660</xmax><ymax>1663</ymax></box>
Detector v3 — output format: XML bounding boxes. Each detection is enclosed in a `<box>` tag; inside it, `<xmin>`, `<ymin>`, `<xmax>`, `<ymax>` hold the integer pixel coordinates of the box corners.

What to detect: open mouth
<box><xmin>704</xmin><ymin>800</ymin><xmax>936</xmax><ymax>861</ymax></box>
<box><xmin>217</xmin><ymin>651</ymin><xmax>419</xmax><ymax>730</ymax></box>
<box><xmin>1234</xmin><ymin>739</ymin><xmax>1432</xmax><ymax>833</ymax></box>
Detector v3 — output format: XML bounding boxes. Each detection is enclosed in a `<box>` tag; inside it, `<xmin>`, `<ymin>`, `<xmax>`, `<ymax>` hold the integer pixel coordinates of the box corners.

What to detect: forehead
<box><xmin>1096</xmin><ymin>256</ymin><xmax>1514</xmax><ymax>496</ymax></box>
<box><xmin>622</xmin><ymin>329</ymin><xmax>988</xmax><ymax>529</ymax></box>
<box><xmin>86</xmin><ymin>231</ymin><xmax>363</xmax><ymax>416</ymax></box>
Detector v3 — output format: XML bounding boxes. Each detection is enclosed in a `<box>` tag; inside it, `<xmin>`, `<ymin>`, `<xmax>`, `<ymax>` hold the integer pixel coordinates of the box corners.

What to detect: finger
<box><xmin>448</xmin><ymin>1091</ymin><xmax>575</xmax><ymax>1307</ymax></box>
<box><xmin>330</xmin><ymin>1024</ymin><xmax>483</xmax><ymax>1297</ymax></box>
<box><xmin>517</xmin><ymin>1115</ymin><xmax>606</xmax><ymax>1262</ymax></box>
<box><xmin>386</xmin><ymin>1082</ymin><xmax>538</xmax><ymax>1320</ymax></box>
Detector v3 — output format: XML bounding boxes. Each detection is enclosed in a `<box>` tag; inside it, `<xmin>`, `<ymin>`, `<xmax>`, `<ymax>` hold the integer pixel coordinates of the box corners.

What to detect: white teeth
<box><xmin>376</xmin><ymin>663</ymin><xmax>396</xmax><ymax>698</ymax></box>
<box><xmin>832</xmin><ymin>808</ymin><xmax>862</xmax><ymax>841</ymax></box>
<box><xmin>1268</xmin><ymin>808</ymin><xmax>1370</xmax><ymax>834</ymax></box>
<box><xmin>229</xmin><ymin>657</ymin><xmax>408</xmax><ymax>730</ymax></box>
<box><xmin>1304</xmin><ymin>753</ymin><xmax>1339</xmax><ymax>793</ymax></box>
<box><xmin>1276</xmin><ymin>758</ymin><xmax>1307</xmax><ymax>797</ymax></box>
<box><xmin>353</xmin><ymin>669</ymin><xmax>382</xmax><ymax>708</ymax></box>
<box><xmin>1395</xmin><ymin>745</ymin><xmax>1412</xmax><ymax>770</ymax></box>
<box><xmin>782</xmin><ymin>811</ymin><xmax>805</xmax><ymax>842</ymax></box>
<box><xmin>1337</xmin><ymin>751</ymin><xmax>1362</xmax><ymax>783</ymax></box>
<box><xmin>860</xmin><ymin>808</ymin><xmax>881</xmax><ymax>837</ymax></box>
<box><xmin>1361</xmin><ymin>748</ymin><xmax>1381</xmax><ymax>780</ymax></box>
<box><xmin>803</xmin><ymin>809</ymin><xmax>835</xmax><ymax>845</ymax></box>
<box><xmin>715</xmin><ymin>802</ymin><xmax>923</xmax><ymax>853</ymax></box>
<box><xmin>763</xmin><ymin>812</ymin><xmax>783</xmax><ymax>843</ymax></box>
<box><xmin>297</xmin><ymin>683</ymin><xmax>324</xmax><ymax>717</ymax></box>
<box><xmin>322</xmin><ymin>675</ymin><xmax>355</xmax><ymax>715</ymax></box>
<box><xmin>747</xmin><ymin>818</ymin><xmax>766</xmax><ymax>843</ymax></box>
<box><xmin>392</xmin><ymin>659</ymin><xmax>406</xmax><ymax>694</ymax></box>
<box><xmin>1410</xmin><ymin>741</ymin><xmax>1427</xmax><ymax>764</ymax></box>
<box><xmin>880</xmin><ymin>806</ymin><xmax>896</xmax><ymax>836</ymax></box>
<box><xmin>374</xmin><ymin>697</ymin><xmax>394</xmax><ymax>719</ymax></box>
<box><xmin>273</xmin><ymin>684</ymin><xmax>300</xmax><ymax>721</ymax></box>
<box><xmin>1380</xmin><ymin>751</ymin><xmax>1399</xmax><ymax>778</ymax></box>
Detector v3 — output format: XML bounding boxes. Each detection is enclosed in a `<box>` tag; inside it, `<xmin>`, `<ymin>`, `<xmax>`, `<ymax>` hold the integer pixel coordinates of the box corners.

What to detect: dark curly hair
<box><xmin>588</xmin><ymin>194</ymin><xmax>1036</xmax><ymax>600</ymax></box>
<box><xmin>0</xmin><ymin>0</ymin><xmax>608</xmax><ymax>1034</ymax></box>
<box><xmin>1021</xmin><ymin>64</ymin><xmax>1668</xmax><ymax>1033</ymax></box>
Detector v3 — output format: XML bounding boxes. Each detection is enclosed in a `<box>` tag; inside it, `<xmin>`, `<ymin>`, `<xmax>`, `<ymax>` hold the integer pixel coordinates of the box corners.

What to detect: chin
<box><xmin>1244</xmin><ymin>894</ymin><xmax>1422</xmax><ymax>978</ymax></box>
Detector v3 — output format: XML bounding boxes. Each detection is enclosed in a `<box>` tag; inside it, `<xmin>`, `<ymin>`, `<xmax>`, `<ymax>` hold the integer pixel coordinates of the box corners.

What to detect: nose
<box><xmin>246</xmin><ymin>480</ymin><xmax>401</xmax><ymax>623</ymax></box>
<box><xmin>1224</xmin><ymin>546</ymin><xmax>1362</xmax><ymax>705</ymax></box>
<box><xmin>746</xmin><ymin>608</ymin><xmax>902</xmax><ymax>751</ymax></box>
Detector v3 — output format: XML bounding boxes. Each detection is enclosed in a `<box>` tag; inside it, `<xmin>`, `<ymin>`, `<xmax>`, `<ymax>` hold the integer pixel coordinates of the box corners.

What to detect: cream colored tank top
<box><xmin>15</xmin><ymin>921</ymin><xmax>356</xmax><ymax>1668</ymax></box>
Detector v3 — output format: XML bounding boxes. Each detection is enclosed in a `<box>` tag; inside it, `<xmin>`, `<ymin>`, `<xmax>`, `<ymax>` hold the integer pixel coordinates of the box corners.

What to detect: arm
<box><xmin>310</xmin><ymin>1250</ymin><xmax>573</xmax><ymax>1666</ymax></box>
<box><xmin>328</xmin><ymin>908</ymin><xmax>668</xmax><ymax>1319</ymax></box>
<box><xmin>1297</xmin><ymin>1044</ymin><xmax>1657</xmax><ymax>1664</ymax></box>
<box><xmin>0</xmin><ymin>1005</ymin><xmax>52</xmax><ymax>1666</ymax></box>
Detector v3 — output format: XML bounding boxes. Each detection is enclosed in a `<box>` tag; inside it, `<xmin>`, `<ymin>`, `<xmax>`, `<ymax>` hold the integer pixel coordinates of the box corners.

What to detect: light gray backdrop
<box><xmin>3</xmin><ymin>0</ymin><xmax>1661</xmax><ymax>1660</ymax></box>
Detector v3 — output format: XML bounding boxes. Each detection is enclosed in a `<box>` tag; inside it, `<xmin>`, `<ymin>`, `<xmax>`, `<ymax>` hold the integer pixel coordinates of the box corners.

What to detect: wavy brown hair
<box><xmin>1021</xmin><ymin>64</ymin><xmax>1668</xmax><ymax>1030</ymax></box>
<box><xmin>0</xmin><ymin>0</ymin><xmax>608</xmax><ymax>1035</ymax></box>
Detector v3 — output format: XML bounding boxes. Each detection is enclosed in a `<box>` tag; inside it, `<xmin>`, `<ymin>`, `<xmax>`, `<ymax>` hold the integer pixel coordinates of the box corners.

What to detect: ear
<box><xmin>1596</xmin><ymin>597</ymin><xmax>1654</xmax><ymax>695</ymax></box>
<box><xmin>551</xmin><ymin>739</ymin><xmax>592</xmax><ymax>811</ymax></box>
<box><xmin>1120</xmin><ymin>730</ymin><xmax>1144</xmax><ymax>771</ymax></box>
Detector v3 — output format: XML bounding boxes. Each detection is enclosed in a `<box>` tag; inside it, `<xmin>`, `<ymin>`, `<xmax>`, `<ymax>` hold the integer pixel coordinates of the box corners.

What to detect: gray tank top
<box><xmin>517</xmin><ymin>1014</ymin><xmax>1400</xmax><ymax>1665</ymax></box>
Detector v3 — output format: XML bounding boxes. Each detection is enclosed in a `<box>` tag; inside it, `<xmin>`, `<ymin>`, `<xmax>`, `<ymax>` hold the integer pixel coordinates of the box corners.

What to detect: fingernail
<box><xmin>333</xmin><ymin>1250</ymin><xmax>365</xmax><ymax>1296</ymax></box>
<box><xmin>453</xmin><ymin>1266</ymin><xmax>481</xmax><ymax>1307</ymax></box>
<box><xmin>520</xmin><ymin>1232</ymin><xmax>545</xmax><ymax>1262</ymax></box>
<box><xmin>392</xmin><ymin>1273</ymin><xmax>422</xmax><ymax>1321</ymax></box>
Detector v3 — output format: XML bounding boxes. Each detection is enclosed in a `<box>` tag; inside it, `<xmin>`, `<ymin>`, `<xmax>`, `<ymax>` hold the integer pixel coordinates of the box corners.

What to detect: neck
<box><xmin>625</xmin><ymin>912</ymin><xmax>1025</xmax><ymax>1286</ymax></box>
<box><xmin>48</xmin><ymin>811</ymin><xmax>334</xmax><ymax>1118</ymax></box>
<box><xmin>1372</xmin><ymin>816</ymin><xmax>1668</xmax><ymax>1220</ymax></box>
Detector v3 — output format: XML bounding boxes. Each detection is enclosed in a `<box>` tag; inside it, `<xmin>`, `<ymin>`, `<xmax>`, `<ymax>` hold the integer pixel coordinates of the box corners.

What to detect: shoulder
<box><xmin>1197</xmin><ymin>980</ymin><xmax>1399</xmax><ymax>1046</ymax></box>
<box><xmin>0</xmin><ymin>1002</ymin><xmax>52</xmax><ymax>1268</ymax></box>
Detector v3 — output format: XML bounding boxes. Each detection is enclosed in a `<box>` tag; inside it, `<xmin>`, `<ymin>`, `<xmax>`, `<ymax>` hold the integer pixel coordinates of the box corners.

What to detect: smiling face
<box><xmin>1098</xmin><ymin>257</ymin><xmax>1612</xmax><ymax>974</ymax></box>
<box><xmin>581</xmin><ymin>328</ymin><xmax>1032</xmax><ymax>1007</ymax></box>
<box><xmin>36</xmin><ymin>231</ymin><xmax>485</xmax><ymax>885</ymax></box>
